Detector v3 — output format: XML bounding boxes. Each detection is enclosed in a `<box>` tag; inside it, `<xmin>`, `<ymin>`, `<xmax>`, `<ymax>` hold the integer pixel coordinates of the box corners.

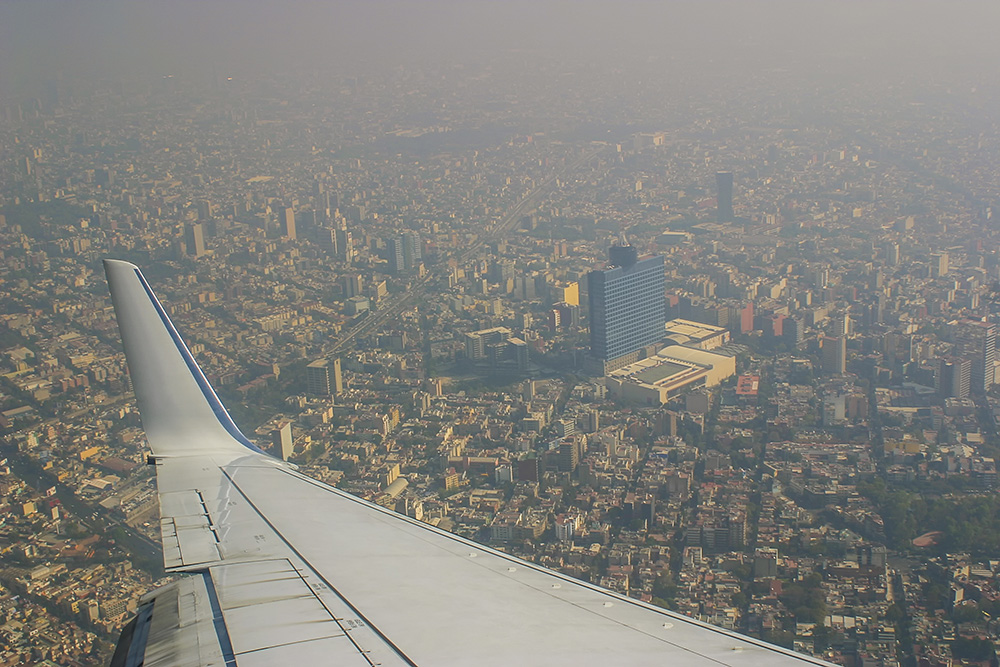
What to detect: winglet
<box><xmin>105</xmin><ymin>260</ymin><xmax>265</xmax><ymax>456</ymax></box>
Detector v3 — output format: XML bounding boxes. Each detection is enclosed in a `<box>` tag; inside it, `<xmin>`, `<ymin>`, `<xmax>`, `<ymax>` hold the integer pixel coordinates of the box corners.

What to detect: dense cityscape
<box><xmin>3</xmin><ymin>4</ymin><xmax>1000</xmax><ymax>665</ymax></box>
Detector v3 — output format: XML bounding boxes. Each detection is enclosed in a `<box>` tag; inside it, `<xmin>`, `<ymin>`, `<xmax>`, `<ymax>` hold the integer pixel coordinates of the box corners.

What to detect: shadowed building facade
<box><xmin>716</xmin><ymin>171</ymin><xmax>734</xmax><ymax>222</ymax></box>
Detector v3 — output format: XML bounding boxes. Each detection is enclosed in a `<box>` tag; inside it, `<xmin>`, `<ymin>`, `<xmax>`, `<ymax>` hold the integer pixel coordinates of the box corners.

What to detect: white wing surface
<box><xmin>105</xmin><ymin>259</ymin><xmax>833</xmax><ymax>666</ymax></box>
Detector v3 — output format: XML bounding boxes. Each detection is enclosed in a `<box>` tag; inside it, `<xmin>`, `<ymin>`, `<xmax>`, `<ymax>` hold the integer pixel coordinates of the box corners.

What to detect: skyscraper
<box><xmin>939</xmin><ymin>357</ymin><xmax>971</xmax><ymax>399</ymax></box>
<box><xmin>587</xmin><ymin>242</ymin><xmax>665</xmax><ymax>373</ymax></box>
<box><xmin>387</xmin><ymin>237</ymin><xmax>405</xmax><ymax>274</ymax></box>
<box><xmin>336</xmin><ymin>228</ymin><xmax>354</xmax><ymax>263</ymax></box>
<box><xmin>278</xmin><ymin>206</ymin><xmax>296</xmax><ymax>240</ymax></box>
<box><xmin>402</xmin><ymin>231</ymin><xmax>422</xmax><ymax>270</ymax></box>
<box><xmin>315</xmin><ymin>227</ymin><xmax>338</xmax><ymax>254</ymax></box>
<box><xmin>185</xmin><ymin>223</ymin><xmax>206</xmax><ymax>257</ymax></box>
<box><xmin>271</xmin><ymin>421</ymin><xmax>293</xmax><ymax>460</ymax></box>
<box><xmin>930</xmin><ymin>252</ymin><xmax>949</xmax><ymax>278</ymax></box>
<box><xmin>332</xmin><ymin>357</ymin><xmax>344</xmax><ymax>395</ymax></box>
<box><xmin>388</xmin><ymin>232</ymin><xmax>422</xmax><ymax>274</ymax></box>
<box><xmin>821</xmin><ymin>336</ymin><xmax>847</xmax><ymax>375</ymax></box>
<box><xmin>342</xmin><ymin>273</ymin><xmax>364</xmax><ymax>298</ymax></box>
<box><xmin>197</xmin><ymin>199</ymin><xmax>214</xmax><ymax>221</ymax></box>
<box><xmin>715</xmin><ymin>171</ymin><xmax>734</xmax><ymax>222</ymax></box>
<box><xmin>783</xmin><ymin>317</ymin><xmax>805</xmax><ymax>349</ymax></box>
<box><xmin>306</xmin><ymin>359</ymin><xmax>331</xmax><ymax>396</ymax></box>
<box><xmin>953</xmin><ymin>319</ymin><xmax>996</xmax><ymax>394</ymax></box>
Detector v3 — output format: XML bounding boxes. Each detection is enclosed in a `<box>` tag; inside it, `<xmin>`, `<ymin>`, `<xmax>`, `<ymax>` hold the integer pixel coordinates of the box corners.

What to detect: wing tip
<box><xmin>103</xmin><ymin>258</ymin><xmax>139</xmax><ymax>274</ymax></box>
<box><xmin>104</xmin><ymin>257</ymin><xmax>269</xmax><ymax>458</ymax></box>
<box><xmin>104</xmin><ymin>257</ymin><xmax>138</xmax><ymax>268</ymax></box>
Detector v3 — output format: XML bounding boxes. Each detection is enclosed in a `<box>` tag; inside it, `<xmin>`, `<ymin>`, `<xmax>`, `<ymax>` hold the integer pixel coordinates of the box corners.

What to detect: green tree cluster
<box><xmin>779</xmin><ymin>573</ymin><xmax>827</xmax><ymax>624</ymax></box>
<box><xmin>858</xmin><ymin>479</ymin><xmax>1000</xmax><ymax>555</ymax></box>
<box><xmin>951</xmin><ymin>636</ymin><xmax>995</xmax><ymax>662</ymax></box>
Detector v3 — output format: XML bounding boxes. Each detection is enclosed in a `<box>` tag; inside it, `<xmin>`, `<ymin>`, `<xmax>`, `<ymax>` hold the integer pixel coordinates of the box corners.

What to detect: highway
<box><xmin>4</xmin><ymin>448</ymin><xmax>164</xmax><ymax>575</ymax></box>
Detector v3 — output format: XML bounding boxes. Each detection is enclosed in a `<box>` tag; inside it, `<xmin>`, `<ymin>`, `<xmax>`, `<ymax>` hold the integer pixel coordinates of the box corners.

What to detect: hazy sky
<box><xmin>1</xmin><ymin>1</ymin><xmax>998</xmax><ymax>98</ymax></box>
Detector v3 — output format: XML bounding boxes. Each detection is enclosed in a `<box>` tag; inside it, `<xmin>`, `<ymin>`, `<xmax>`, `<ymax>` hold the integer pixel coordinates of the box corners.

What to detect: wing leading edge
<box><xmin>104</xmin><ymin>259</ymin><xmax>264</xmax><ymax>457</ymax></box>
<box><xmin>106</xmin><ymin>260</ymin><xmax>834</xmax><ymax>666</ymax></box>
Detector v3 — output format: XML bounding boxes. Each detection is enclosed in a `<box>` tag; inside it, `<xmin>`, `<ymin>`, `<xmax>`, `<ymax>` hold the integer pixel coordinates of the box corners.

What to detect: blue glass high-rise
<box><xmin>588</xmin><ymin>244</ymin><xmax>665</xmax><ymax>369</ymax></box>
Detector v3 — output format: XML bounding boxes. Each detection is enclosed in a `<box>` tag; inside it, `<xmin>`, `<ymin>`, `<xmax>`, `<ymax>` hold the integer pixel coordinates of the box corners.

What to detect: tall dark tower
<box><xmin>608</xmin><ymin>235</ymin><xmax>638</xmax><ymax>268</ymax></box>
<box><xmin>185</xmin><ymin>223</ymin><xmax>206</xmax><ymax>257</ymax></box>
<box><xmin>716</xmin><ymin>172</ymin><xmax>734</xmax><ymax>222</ymax></box>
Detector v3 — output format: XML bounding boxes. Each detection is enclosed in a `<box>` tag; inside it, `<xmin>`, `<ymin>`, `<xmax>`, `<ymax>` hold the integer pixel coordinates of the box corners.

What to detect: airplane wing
<box><xmin>105</xmin><ymin>259</ymin><xmax>833</xmax><ymax>666</ymax></box>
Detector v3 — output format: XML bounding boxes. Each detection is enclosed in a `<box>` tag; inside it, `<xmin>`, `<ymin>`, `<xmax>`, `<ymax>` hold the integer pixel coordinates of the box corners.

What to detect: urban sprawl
<box><xmin>1</xmin><ymin>62</ymin><xmax>1000</xmax><ymax>666</ymax></box>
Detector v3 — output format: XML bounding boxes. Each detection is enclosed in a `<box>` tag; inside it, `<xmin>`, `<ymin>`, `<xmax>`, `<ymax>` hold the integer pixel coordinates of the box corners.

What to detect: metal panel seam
<box><xmin>219</xmin><ymin>468</ymin><xmax>415</xmax><ymax>667</ymax></box>
<box><xmin>201</xmin><ymin>570</ymin><xmax>239</xmax><ymax>667</ymax></box>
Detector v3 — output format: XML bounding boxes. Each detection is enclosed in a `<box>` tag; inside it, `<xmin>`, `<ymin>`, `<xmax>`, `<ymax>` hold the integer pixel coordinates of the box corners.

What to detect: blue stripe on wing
<box><xmin>133</xmin><ymin>268</ymin><xmax>269</xmax><ymax>456</ymax></box>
